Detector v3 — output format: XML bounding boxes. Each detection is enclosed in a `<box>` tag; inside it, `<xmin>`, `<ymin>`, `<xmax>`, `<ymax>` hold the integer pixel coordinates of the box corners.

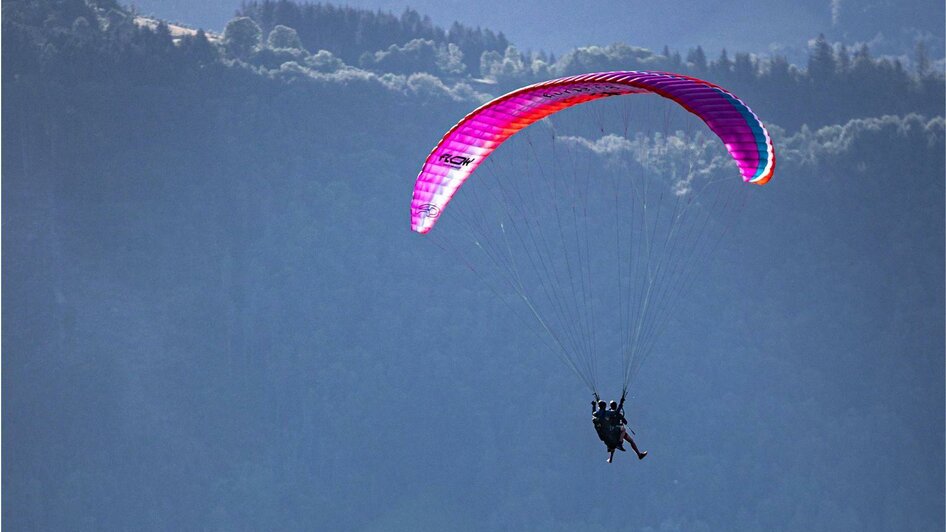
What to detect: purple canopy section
<box><xmin>411</xmin><ymin>71</ymin><xmax>775</xmax><ymax>234</ymax></box>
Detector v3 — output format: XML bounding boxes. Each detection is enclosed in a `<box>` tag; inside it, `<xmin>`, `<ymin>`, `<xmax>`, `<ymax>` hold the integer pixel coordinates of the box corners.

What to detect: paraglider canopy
<box><xmin>411</xmin><ymin>71</ymin><xmax>774</xmax><ymax>234</ymax></box>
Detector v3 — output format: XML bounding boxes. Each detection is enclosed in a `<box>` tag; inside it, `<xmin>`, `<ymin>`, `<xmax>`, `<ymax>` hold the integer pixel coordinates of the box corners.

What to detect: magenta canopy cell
<box><xmin>410</xmin><ymin>70</ymin><xmax>775</xmax><ymax>234</ymax></box>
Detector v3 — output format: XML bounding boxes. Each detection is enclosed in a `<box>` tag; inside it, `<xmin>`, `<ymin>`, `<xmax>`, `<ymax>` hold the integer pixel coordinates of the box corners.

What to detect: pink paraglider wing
<box><xmin>410</xmin><ymin>71</ymin><xmax>775</xmax><ymax>234</ymax></box>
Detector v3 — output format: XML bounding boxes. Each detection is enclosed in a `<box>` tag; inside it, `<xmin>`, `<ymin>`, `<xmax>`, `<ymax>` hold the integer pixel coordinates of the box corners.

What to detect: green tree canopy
<box><xmin>224</xmin><ymin>16</ymin><xmax>262</xmax><ymax>59</ymax></box>
<box><xmin>268</xmin><ymin>25</ymin><xmax>304</xmax><ymax>50</ymax></box>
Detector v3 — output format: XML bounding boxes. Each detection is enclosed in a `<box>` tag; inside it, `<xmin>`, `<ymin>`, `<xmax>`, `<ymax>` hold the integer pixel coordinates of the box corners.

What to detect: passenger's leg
<box><xmin>623</xmin><ymin>432</ymin><xmax>647</xmax><ymax>460</ymax></box>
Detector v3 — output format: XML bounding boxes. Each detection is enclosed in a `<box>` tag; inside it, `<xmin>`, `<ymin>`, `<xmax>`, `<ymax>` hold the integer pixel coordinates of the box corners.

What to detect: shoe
<box><xmin>617</xmin><ymin>444</ymin><xmax>626</xmax><ymax>452</ymax></box>
<box><xmin>638</xmin><ymin>451</ymin><xmax>648</xmax><ymax>460</ymax></box>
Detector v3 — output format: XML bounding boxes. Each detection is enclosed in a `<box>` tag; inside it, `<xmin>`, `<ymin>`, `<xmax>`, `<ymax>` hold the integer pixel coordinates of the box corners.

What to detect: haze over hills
<box><xmin>3</xmin><ymin>0</ymin><xmax>944</xmax><ymax>530</ymax></box>
<box><xmin>133</xmin><ymin>0</ymin><xmax>945</xmax><ymax>63</ymax></box>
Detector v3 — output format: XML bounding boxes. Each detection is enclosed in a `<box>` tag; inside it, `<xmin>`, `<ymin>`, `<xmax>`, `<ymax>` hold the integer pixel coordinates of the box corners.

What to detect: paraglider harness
<box><xmin>592</xmin><ymin>391</ymin><xmax>634</xmax><ymax>451</ymax></box>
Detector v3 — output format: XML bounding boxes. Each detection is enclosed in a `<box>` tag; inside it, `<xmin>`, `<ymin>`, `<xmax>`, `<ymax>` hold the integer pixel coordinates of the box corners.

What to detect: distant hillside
<box><xmin>5</xmin><ymin>0</ymin><xmax>942</xmax><ymax>131</ymax></box>
<box><xmin>131</xmin><ymin>0</ymin><xmax>945</xmax><ymax>64</ymax></box>
<box><xmin>237</xmin><ymin>1</ymin><xmax>509</xmax><ymax>77</ymax></box>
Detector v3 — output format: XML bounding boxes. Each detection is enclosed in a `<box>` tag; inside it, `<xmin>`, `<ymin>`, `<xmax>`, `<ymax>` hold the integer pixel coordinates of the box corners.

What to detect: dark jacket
<box><xmin>592</xmin><ymin>409</ymin><xmax>609</xmax><ymax>442</ymax></box>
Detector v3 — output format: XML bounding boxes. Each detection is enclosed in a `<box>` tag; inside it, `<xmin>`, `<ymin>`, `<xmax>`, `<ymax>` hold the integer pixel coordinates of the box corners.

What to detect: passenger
<box><xmin>609</xmin><ymin>400</ymin><xmax>647</xmax><ymax>460</ymax></box>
